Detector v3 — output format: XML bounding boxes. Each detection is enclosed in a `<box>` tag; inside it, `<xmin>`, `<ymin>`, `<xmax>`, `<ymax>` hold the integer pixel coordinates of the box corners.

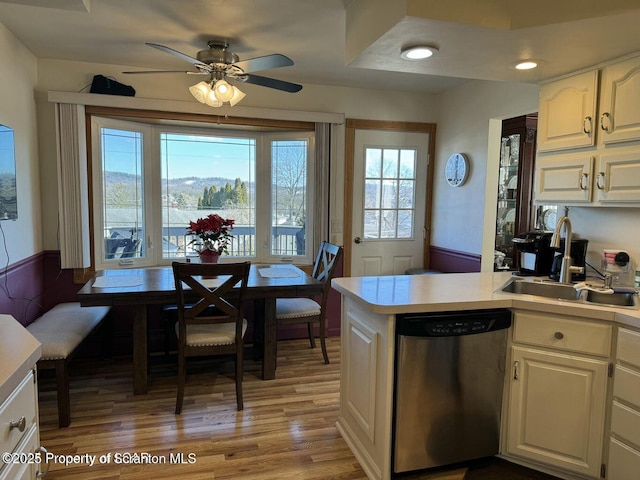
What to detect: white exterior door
<box><xmin>351</xmin><ymin>129</ymin><xmax>429</xmax><ymax>276</ymax></box>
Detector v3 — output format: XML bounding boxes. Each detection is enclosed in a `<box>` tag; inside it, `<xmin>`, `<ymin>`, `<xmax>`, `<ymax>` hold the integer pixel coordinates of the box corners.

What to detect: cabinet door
<box><xmin>595</xmin><ymin>152</ymin><xmax>640</xmax><ymax>202</ymax></box>
<box><xmin>608</xmin><ymin>438</ymin><xmax>640</xmax><ymax>480</ymax></box>
<box><xmin>599</xmin><ymin>57</ymin><xmax>640</xmax><ymax>145</ymax></box>
<box><xmin>507</xmin><ymin>346</ymin><xmax>608</xmax><ymax>478</ymax></box>
<box><xmin>538</xmin><ymin>70</ymin><xmax>598</xmax><ymax>152</ymax></box>
<box><xmin>534</xmin><ymin>154</ymin><xmax>594</xmax><ymax>203</ymax></box>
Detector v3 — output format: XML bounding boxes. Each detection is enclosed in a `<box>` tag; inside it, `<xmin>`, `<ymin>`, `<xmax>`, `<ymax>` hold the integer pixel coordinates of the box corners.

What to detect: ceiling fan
<box><xmin>123</xmin><ymin>41</ymin><xmax>302</xmax><ymax>106</ymax></box>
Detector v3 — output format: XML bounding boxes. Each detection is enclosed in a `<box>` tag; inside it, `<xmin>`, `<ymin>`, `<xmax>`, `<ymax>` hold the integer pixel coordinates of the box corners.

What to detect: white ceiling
<box><xmin>1</xmin><ymin>0</ymin><xmax>640</xmax><ymax>94</ymax></box>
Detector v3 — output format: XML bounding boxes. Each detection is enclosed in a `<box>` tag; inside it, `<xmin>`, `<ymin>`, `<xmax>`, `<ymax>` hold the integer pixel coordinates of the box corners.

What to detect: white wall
<box><xmin>0</xmin><ymin>22</ymin><xmax>41</xmax><ymax>265</ymax></box>
<box><xmin>432</xmin><ymin>80</ymin><xmax>539</xmax><ymax>269</ymax></box>
<box><xmin>35</xmin><ymin>59</ymin><xmax>441</xmax><ymax>250</ymax></box>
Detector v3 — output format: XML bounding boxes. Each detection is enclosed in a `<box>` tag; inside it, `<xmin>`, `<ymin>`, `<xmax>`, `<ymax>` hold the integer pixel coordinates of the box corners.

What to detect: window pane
<box><xmin>100</xmin><ymin>128</ymin><xmax>144</xmax><ymax>261</ymax></box>
<box><xmin>365</xmin><ymin>179</ymin><xmax>381</xmax><ymax>208</ymax></box>
<box><xmin>382</xmin><ymin>149</ymin><xmax>399</xmax><ymax>178</ymax></box>
<box><xmin>271</xmin><ymin>139</ymin><xmax>307</xmax><ymax>256</ymax></box>
<box><xmin>381</xmin><ymin>180</ymin><xmax>398</xmax><ymax>209</ymax></box>
<box><xmin>399</xmin><ymin>150</ymin><xmax>416</xmax><ymax>178</ymax></box>
<box><xmin>398</xmin><ymin>179</ymin><xmax>415</xmax><ymax>208</ymax></box>
<box><xmin>380</xmin><ymin>210</ymin><xmax>397</xmax><ymax>238</ymax></box>
<box><xmin>397</xmin><ymin>210</ymin><xmax>414</xmax><ymax>238</ymax></box>
<box><xmin>364</xmin><ymin>210</ymin><xmax>380</xmax><ymax>238</ymax></box>
<box><xmin>365</xmin><ymin>148</ymin><xmax>382</xmax><ymax>178</ymax></box>
<box><xmin>160</xmin><ymin>133</ymin><xmax>256</xmax><ymax>258</ymax></box>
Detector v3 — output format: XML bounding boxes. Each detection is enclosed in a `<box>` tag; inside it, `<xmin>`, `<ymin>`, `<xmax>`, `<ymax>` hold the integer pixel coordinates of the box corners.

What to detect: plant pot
<box><xmin>198</xmin><ymin>249</ymin><xmax>221</xmax><ymax>264</ymax></box>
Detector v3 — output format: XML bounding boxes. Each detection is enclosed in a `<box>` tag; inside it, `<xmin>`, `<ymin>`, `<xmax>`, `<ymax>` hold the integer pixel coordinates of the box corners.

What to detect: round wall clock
<box><xmin>445</xmin><ymin>153</ymin><xmax>469</xmax><ymax>187</ymax></box>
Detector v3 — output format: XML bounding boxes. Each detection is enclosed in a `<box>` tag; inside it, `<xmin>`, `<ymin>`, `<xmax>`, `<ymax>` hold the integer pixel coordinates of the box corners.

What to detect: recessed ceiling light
<box><xmin>515</xmin><ymin>61</ymin><xmax>538</xmax><ymax>70</ymax></box>
<box><xmin>400</xmin><ymin>45</ymin><xmax>439</xmax><ymax>60</ymax></box>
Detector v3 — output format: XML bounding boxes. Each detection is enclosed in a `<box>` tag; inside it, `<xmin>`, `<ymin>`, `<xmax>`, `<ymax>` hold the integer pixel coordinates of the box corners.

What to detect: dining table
<box><xmin>76</xmin><ymin>263</ymin><xmax>323</xmax><ymax>394</ymax></box>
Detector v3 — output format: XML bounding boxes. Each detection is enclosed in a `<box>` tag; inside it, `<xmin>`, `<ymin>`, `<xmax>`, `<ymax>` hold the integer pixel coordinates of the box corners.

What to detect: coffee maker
<box><xmin>512</xmin><ymin>231</ymin><xmax>555</xmax><ymax>276</ymax></box>
<box><xmin>550</xmin><ymin>237</ymin><xmax>588</xmax><ymax>282</ymax></box>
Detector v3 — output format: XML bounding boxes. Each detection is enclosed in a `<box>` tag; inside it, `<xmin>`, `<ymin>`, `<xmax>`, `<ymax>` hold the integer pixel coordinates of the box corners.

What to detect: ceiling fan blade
<box><xmin>240</xmin><ymin>74</ymin><xmax>302</xmax><ymax>93</ymax></box>
<box><xmin>122</xmin><ymin>70</ymin><xmax>207</xmax><ymax>75</ymax></box>
<box><xmin>146</xmin><ymin>42</ymin><xmax>211</xmax><ymax>71</ymax></box>
<box><xmin>233</xmin><ymin>54</ymin><xmax>294</xmax><ymax>74</ymax></box>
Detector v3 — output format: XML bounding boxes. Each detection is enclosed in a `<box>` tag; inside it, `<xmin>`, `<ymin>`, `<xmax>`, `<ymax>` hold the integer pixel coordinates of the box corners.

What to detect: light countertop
<box><xmin>331</xmin><ymin>272</ymin><xmax>640</xmax><ymax>328</ymax></box>
<box><xmin>0</xmin><ymin>314</ymin><xmax>42</xmax><ymax>404</ymax></box>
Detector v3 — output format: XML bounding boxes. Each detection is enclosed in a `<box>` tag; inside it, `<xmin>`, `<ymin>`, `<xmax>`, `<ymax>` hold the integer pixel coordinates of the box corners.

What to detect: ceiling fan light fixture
<box><xmin>204</xmin><ymin>89</ymin><xmax>223</xmax><ymax>107</ymax></box>
<box><xmin>400</xmin><ymin>45</ymin><xmax>438</xmax><ymax>60</ymax></box>
<box><xmin>189</xmin><ymin>81</ymin><xmax>210</xmax><ymax>103</ymax></box>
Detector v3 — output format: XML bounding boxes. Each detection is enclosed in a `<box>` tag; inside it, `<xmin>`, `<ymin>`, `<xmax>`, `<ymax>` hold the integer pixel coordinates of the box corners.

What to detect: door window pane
<box><xmin>160</xmin><ymin>133</ymin><xmax>256</xmax><ymax>258</ymax></box>
<box><xmin>363</xmin><ymin>147</ymin><xmax>416</xmax><ymax>239</ymax></box>
<box><xmin>271</xmin><ymin>139</ymin><xmax>308</xmax><ymax>256</ymax></box>
<box><xmin>100</xmin><ymin>128</ymin><xmax>144</xmax><ymax>261</ymax></box>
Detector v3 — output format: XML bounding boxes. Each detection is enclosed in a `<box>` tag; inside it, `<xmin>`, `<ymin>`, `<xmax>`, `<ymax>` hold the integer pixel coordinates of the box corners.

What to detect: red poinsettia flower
<box><xmin>186</xmin><ymin>214</ymin><xmax>234</xmax><ymax>254</ymax></box>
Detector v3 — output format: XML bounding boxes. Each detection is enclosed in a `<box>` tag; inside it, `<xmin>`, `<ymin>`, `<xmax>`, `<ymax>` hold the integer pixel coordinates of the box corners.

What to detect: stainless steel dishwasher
<box><xmin>392</xmin><ymin>308</ymin><xmax>511</xmax><ymax>475</ymax></box>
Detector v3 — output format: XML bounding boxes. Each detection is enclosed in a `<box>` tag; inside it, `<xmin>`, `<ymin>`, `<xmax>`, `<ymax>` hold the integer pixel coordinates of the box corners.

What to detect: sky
<box><xmin>0</xmin><ymin>126</ymin><xmax>15</xmax><ymax>174</ymax></box>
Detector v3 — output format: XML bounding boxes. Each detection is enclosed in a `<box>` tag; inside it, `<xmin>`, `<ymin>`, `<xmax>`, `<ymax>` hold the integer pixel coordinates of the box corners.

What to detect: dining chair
<box><xmin>171</xmin><ymin>261</ymin><xmax>251</xmax><ymax>414</ymax></box>
<box><xmin>275</xmin><ymin>241</ymin><xmax>343</xmax><ymax>364</ymax></box>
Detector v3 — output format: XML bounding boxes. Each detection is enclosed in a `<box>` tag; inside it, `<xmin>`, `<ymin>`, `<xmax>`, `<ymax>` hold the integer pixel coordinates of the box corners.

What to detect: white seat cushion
<box><xmin>176</xmin><ymin>319</ymin><xmax>248</xmax><ymax>347</ymax></box>
<box><xmin>27</xmin><ymin>303</ymin><xmax>111</xmax><ymax>360</ymax></box>
<box><xmin>275</xmin><ymin>298</ymin><xmax>321</xmax><ymax>319</ymax></box>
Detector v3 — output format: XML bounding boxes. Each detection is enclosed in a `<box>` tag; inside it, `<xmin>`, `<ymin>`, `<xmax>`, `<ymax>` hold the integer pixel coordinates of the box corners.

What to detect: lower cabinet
<box><xmin>336</xmin><ymin>298</ymin><xmax>395</xmax><ymax>480</ymax></box>
<box><xmin>607</xmin><ymin>327</ymin><xmax>640</xmax><ymax>479</ymax></box>
<box><xmin>505</xmin><ymin>311</ymin><xmax>611</xmax><ymax>478</ymax></box>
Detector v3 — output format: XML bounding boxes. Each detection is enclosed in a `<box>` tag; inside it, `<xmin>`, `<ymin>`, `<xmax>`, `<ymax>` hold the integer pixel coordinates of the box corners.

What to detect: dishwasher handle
<box><xmin>397</xmin><ymin>308</ymin><xmax>512</xmax><ymax>337</ymax></box>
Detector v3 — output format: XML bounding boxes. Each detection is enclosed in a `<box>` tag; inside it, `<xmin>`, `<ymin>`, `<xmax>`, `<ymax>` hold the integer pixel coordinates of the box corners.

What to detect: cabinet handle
<box><xmin>9</xmin><ymin>416</ymin><xmax>26</xmax><ymax>432</ymax></box>
<box><xmin>600</xmin><ymin>112</ymin><xmax>611</xmax><ymax>132</ymax></box>
<box><xmin>596</xmin><ymin>172</ymin><xmax>606</xmax><ymax>190</ymax></box>
<box><xmin>579</xmin><ymin>172</ymin><xmax>589</xmax><ymax>190</ymax></box>
<box><xmin>554</xmin><ymin>331</ymin><xmax>564</xmax><ymax>340</ymax></box>
<box><xmin>513</xmin><ymin>360</ymin><xmax>519</xmax><ymax>380</ymax></box>
<box><xmin>583</xmin><ymin>116</ymin><xmax>592</xmax><ymax>135</ymax></box>
<box><xmin>36</xmin><ymin>446</ymin><xmax>50</xmax><ymax>478</ymax></box>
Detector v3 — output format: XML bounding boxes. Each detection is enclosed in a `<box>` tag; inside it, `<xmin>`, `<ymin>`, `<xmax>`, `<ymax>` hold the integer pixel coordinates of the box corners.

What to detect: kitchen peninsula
<box><xmin>331</xmin><ymin>272</ymin><xmax>640</xmax><ymax>480</ymax></box>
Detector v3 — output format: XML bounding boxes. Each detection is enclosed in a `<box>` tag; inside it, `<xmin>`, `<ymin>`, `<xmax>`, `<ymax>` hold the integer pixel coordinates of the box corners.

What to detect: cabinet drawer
<box><xmin>611</xmin><ymin>400</ymin><xmax>640</xmax><ymax>450</ymax></box>
<box><xmin>513</xmin><ymin>312</ymin><xmax>611</xmax><ymax>357</ymax></box>
<box><xmin>614</xmin><ymin>365</ymin><xmax>640</xmax><ymax>410</ymax></box>
<box><xmin>608</xmin><ymin>437</ymin><xmax>640</xmax><ymax>480</ymax></box>
<box><xmin>617</xmin><ymin>328</ymin><xmax>640</xmax><ymax>369</ymax></box>
<box><xmin>0</xmin><ymin>371</ymin><xmax>36</xmax><ymax>463</ymax></box>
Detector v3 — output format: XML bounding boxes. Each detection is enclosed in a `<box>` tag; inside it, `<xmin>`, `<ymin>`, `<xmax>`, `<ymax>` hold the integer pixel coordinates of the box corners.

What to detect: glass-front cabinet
<box><xmin>494</xmin><ymin>114</ymin><xmax>538</xmax><ymax>271</ymax></box>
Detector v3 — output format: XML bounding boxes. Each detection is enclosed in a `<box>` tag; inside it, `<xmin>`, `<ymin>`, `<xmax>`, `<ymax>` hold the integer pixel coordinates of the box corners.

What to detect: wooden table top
<box><xmin>77</xmin><ymin>264</ymin><xmax>323</xmax><ymax>306</ymax></box>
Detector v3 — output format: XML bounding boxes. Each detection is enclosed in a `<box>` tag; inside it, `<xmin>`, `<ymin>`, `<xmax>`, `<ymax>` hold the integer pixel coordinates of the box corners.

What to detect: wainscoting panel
<box><xmin>0</xmin><ymin>252</ymin><xmax>45</xmax><ymax>326</ymax></box>
<box><xmin>430</xmin><ymin>246</ymin><xmax>481</xmax><ymax>273</ymax></box>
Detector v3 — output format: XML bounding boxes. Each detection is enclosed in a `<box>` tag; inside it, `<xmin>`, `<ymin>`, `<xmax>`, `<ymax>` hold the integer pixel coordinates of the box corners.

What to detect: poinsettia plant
<box><xmin>186</xmin><ymin>214</ymin><xmax>234</xmax><ymax>254</ymax></box>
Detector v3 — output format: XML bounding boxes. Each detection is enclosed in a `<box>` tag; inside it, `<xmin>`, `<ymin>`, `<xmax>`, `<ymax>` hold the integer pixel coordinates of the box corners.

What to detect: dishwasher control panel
<box><xmin>396</xmin><ymin>309</ymin><xmax>512</xmax><ymax>337</ymax></box>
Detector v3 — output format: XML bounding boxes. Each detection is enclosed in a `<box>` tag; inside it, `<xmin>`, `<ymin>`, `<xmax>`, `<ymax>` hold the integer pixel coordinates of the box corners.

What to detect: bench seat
<box><xmin>27</xmin><ymin>302</ymin><xmax>111</xmax><ymax>427</ymax></box>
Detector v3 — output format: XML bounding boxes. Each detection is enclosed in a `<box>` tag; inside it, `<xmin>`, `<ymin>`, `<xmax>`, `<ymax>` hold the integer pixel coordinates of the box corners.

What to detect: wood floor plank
<box><xmin>38</xmin><ymin>337</ymin><xmax>465</xmax><ymax>480</ymax></box>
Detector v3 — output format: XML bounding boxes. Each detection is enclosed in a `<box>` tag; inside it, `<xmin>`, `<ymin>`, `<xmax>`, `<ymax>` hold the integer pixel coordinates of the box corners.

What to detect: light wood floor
<box><xmin>38</xmin><ymin>337</ymin><xmax>467</xmax><ymax>480</ymax></box>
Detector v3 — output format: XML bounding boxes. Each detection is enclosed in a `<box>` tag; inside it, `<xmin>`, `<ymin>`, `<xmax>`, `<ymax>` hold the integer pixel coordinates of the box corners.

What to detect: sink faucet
<box><xmin>550</xmin><ymin>207</ymin><xmax>584</xmax><ymax>284</ymax></box>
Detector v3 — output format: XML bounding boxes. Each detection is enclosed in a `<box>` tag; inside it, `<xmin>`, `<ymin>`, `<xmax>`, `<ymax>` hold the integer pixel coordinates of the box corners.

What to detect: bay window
<box><xmin>90</xmin><ymin>116</ymin><xmax>314</xmax><ymax>269</ymax></box>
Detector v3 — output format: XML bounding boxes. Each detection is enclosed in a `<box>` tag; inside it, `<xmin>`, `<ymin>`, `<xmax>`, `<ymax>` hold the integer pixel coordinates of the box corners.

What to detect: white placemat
<box><xmin>258</xmin><ymin>267</ymin><xmax>300</xmax><ymax>278</ymax></box>
<box><xmin>92</xmin><ymin>275</ymin><xmax>143</xmax><ymax>288</ymax></box>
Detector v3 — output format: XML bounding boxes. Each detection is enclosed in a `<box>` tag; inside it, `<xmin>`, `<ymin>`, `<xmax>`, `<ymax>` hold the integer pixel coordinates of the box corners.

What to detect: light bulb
<box><xmin>213</xmin><ymin>80</ymin><xmax>234</xmax><ymax>103</ymax></box>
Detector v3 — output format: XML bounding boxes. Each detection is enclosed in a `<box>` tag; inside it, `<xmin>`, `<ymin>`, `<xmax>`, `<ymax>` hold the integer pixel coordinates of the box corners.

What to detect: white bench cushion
<box><xmin>27</xmin><ymin>303</ymin><xmax>111</xmax><ymax>360</ymax></box>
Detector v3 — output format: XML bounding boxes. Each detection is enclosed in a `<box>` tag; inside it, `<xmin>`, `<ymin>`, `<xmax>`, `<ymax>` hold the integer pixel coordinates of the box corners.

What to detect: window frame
<box><xmin>90</xmin><ymin>115</ymin><xmax>315</xmax><ymax>270</ymax></box>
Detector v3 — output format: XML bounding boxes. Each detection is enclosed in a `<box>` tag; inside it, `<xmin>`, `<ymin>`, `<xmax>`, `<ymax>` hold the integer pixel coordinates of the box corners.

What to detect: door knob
<box><xmin>354</xmin><ymin>237</ymin><xmax>362</xmax><ymax>244</ymax></box>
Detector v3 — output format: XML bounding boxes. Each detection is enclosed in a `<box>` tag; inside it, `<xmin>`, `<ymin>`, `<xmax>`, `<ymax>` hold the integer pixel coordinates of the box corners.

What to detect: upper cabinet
<box><xmin>535</xmin><ymin>54</ymin><xmax>640</xmax><ymax>205</ymax></box>
<box><xmin>599</xmin><ymin>57</ymin><xmax>640</xmax><ymax>145</ymax></box>
<box><xmin>538</xmin><ymin>70</ymin><xmax>598</xmax><ymax>153</ymax></box>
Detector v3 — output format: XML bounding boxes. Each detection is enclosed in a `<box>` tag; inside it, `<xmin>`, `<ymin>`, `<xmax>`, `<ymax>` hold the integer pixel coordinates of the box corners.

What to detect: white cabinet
<box><xmin>336</xmin><ymin>298</ymin><xmax>394</xmax><ymax>480</ymax></box>
<box><xmin>505</xmin><ymin>311</ymin><xmax>611</xmax><ymax>478</ymax></box>
<box><xmin>598</xmin><ymin>57</ymin><xmax>640</xmax><ymax>146</ymax></box>
<box><xmin>0</xmin><ymin>315</ymin><xmax>44</xmax><ymax>480</ymax></box>
<box><xmin>608</xmin><ymin>327</ymin><xmax>640</xmax><ymax>480</ymax></box>
<box><xmin>535</xmin><ymin>154</ymin><xmax>594</xmax><ymax>203</ymax></box>
<box><xmin>537</xmin><ymin>70</ymin><xmax>598</xmax><ymax>153</ymax></box>
<box><xmin>535</xmin><ymin>54</ymin><xmax>640</xmax><ymax>205</ymax></box>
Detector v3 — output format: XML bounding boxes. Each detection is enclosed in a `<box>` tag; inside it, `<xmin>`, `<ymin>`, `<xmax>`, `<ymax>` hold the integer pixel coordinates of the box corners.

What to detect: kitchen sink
<box><xmin>500</xmin><ymin>279</ymin><xmax>581</xmax><ymax>301</ymax></box>
<box><xmin>585</xmin><ymin>290</ymin><xmax>638</xmax><ymax>307</ymax></box>
<box><xmin>500</xmin><ymin>278</ymin><xmax>639</xmax><ymax>308</ymax></box>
